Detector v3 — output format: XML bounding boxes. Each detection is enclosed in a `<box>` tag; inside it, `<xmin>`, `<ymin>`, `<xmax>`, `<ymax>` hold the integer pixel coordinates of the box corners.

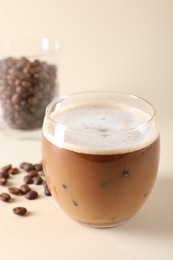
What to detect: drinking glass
<box><xmin>42</xmin><ymin>91</ymin><xmax>160</xmax><ymax>227</ymax></box>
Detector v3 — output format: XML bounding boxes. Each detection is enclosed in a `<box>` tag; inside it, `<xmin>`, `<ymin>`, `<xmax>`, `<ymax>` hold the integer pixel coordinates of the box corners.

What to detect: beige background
<box><xmin>0</xmin><ymin>0</ymin><xmax>172</xmax><ymax>117</ymax></box>
<box><xmin>0</xmin><ymin>2</ymin><xmax>172</xmax><ymax>259</ymax></box>
<box><xmin>0</xmin><ymin>0</ymin><xmax>172</xmax><ymax>161</ymax></box>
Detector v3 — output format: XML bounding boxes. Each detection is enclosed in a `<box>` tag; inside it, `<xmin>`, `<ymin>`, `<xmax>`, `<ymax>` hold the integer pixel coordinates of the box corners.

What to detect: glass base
<box><xmin>69</xmin><ymin>215</ymin><xmax>129</xmax><ymax>228</ymax></box>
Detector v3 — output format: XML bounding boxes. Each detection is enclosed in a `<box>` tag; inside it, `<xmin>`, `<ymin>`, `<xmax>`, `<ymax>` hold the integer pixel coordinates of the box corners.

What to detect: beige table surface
<box><xmin>0</xmin><ymin>120</ymin><xmax>172</xmax><ymax>260</ymax></box>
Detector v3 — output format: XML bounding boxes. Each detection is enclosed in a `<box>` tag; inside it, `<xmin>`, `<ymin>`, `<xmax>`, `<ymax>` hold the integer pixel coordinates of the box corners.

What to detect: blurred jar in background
<box><xmin>0</xmin><ymin>38</ymin><xmax>60</xmax><ymax>139</ymax></box>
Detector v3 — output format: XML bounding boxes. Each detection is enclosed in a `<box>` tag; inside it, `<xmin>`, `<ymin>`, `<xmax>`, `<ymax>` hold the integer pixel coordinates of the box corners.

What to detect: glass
<box><xmin>42</xmin><ymin>91</ymin><xmax>160</xmax><ymax>228</ymax></box>
<box><xmin>0</xmin><ymin>38</ymin><xmax>60</xmax><ymax>139</ymax></box>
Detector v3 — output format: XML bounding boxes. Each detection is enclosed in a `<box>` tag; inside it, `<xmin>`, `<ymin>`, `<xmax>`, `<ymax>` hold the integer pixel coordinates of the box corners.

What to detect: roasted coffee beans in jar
<box><xmin>0</xmin><ymin>38</ymin><xmax>60</xmax><ymax>134</ymax></box>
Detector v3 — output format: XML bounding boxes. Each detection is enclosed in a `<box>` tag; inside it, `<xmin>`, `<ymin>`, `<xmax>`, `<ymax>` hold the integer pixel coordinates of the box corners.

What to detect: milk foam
<box><xmin>43</xmin><ymin>102</ymin><xmax>159</xmax><ymax>154</ymax></box>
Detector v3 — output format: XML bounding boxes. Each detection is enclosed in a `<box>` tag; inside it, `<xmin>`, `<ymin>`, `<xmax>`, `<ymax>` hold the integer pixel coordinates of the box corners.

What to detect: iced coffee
<box><xmin>42</xmin><ymin>92</ymin><xmax>160</xmax><ymax>227</ymax></box>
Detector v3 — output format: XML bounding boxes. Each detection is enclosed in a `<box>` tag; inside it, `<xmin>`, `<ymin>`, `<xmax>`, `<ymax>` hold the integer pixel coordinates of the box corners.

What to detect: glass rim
<box><xmin>45</xmin><ymin>90</ymin><xmax>156</xmax><ymax>134</ymax></box>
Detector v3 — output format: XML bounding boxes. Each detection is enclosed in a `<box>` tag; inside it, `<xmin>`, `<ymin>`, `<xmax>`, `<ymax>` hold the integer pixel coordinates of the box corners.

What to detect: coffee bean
<box><xmin>0</xmin><ymin>177</ymin><xmax>7</xmax><ymax>185</ymax></box>
<box><xmin>20</xmin><ymin>184</ymin><xmax>31</xmax><ymax>194</ymax></box>
<box><xmin>20</xmin><ymin>162</ymin><xmax>34</xmax><ymax>172</ymax></box>
<box><xmin>0</xmin><ymin>192</ymin><xmax>11</xmax><ymax>202</ymax></box>
<box><xmin>13</xmin><ymin>207</ymin><xmax>27</xmax><ymax>216</ymax></box>
<box><xmin>44</xmin><ymin>186</ymin><xmax>51</xmax><ymax>196</ymax></box>
<box><xmin>8</xmin><ymin>186</ymin><xmax>22</xmax><ymax>195</ymax></box>
<box><xmin>27</xmin><ymin>170</ymin><xmax>39</xmax><ymax>177</ymax></box>
<box><xmin>25</xmin><ymin>190</ymin><xmax>38</xmax><ymax>200</ymax></box>
<box><xmin>0</xmin><ymin>171</ymin><xmax>9</xmax><ymax>179</ymax></box>
<box><xmin>33</xmin><ymin>176</ymin><xmax>43</xmax><ymax>185</ymax></box>
<box><xmin>0</xmin><ymin>164</ymin><xmax>12</xmax><ymax>172</ymax></box>
<box><xmin>34</xmin><ymin>163</ymin><xmax>42</xmax><ymax>172</ymax></box>
<box><xmin>23</xmin><ymin>175</ymin><xmax>33</xmax><ymax>184</ymax></box>
<box><xmin>43</xmin><ymin>181</ymin><xmax>51</xmax><ymax>195</ymax></box>
<box><xmin>0</xmin><ymin>57</ymin><xmax>57</xmax><ymax>130</ymax></box>
<box><xmin>11</xmin><ymin>94</ymin><xmax>20</xmax><ymax>105</ymax></box>
<box><xmin>0</xmin><ymin>161</ymin><xmax>52</xmax><ymax>217</ymax></box>
<box><xmin>8</xmin><ymin>167</ymin><xmax>20</xmax><ymax>175</ymax></box>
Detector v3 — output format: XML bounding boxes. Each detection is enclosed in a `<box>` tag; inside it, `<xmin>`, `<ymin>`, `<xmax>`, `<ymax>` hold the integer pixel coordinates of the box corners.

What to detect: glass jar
<box><xmin>0</xmin><ymin>38</ymin><xmax>60</xmax><ymax>139</ymax></box>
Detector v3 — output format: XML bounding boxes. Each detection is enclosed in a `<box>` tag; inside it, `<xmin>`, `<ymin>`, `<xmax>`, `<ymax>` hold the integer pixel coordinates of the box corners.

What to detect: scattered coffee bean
<box><xmin>0</xmin><ymin>171</ymin><xmax>9</xmax><ymax>179</ymax></box>
<box><xmin>0</xmin><ymin>161</ymin><xmax>52</xmax><ymax>217</ymax></box>
<box><xmin>25</xmin><ymin>190</ymin><xmax>38</xmax><ymax>200</ymax></box>
<box><xmin>8</xmin><ymin>167</ymin><xmax>20</xmax><ymax>175</ymax></box>
<box><xmin>44</xmin><ymin>188</ymin><xmax>51</xmax><ymax>196</ymax></box>
<box><xmin>34</xmin><ymin>163</ymin><xmax>42</xmax><ymax>172</ymax></box>
<box><xmin>23</xmin><ymin>175</ymin><xmax>33</xmax><ymax>184</ymax></box>
<box><xmin>0</xmin><ymin>177</ymin><xmax>7</xmax><ymax>185</ymax></box>
<box><xmin>44</xmin><ymin>182</ymin><xmax>52</xmax><ymax>196</ymax></box>
<box><xmin>0</xmin><ymin>57</ymin><xmax>57</xmax><ymax>130</ymax></box>
<box><xmin>8</xmin><ymin>186</ymin><xmax>22</xmax><ymax>195</ymax></box>
<box><xmin>13</xmin><ymin>207</ymin><xmax>27</xmax><ymax>216</ymax></box>
<box><xmin>27</xmin><ymin>170</ymin><xmax>39</xmax><ymax>177</ymax></box>
<box><xmin>0</xmin><ymin>192</ymin><xmax>11</xmax><ymax>202</ymax></box>
<box><xmin>0</xmin><ymin>164</ymin><xmax>12</xmax><ymax>172</ymax></box>
<box><xmin>20</xmin><ymin>184</ymin><xmax>31</xmax><ymax>194</ymax></box>
<box><xmin>20</xmin><ymin>162</ymin><xmax>34</xmax><ymax>172</ymax></box>
<box><xmin>33</xmin><ymin>176</ymin><xmax>43</xmax><ymax>185</ymax></box>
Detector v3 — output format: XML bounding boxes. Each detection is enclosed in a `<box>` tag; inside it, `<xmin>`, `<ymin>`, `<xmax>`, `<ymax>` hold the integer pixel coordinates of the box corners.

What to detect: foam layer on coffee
<box><xmin>43</xmin><ymin>102</ymin><xmax>159</xmax><ymax>154</ymax></box>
